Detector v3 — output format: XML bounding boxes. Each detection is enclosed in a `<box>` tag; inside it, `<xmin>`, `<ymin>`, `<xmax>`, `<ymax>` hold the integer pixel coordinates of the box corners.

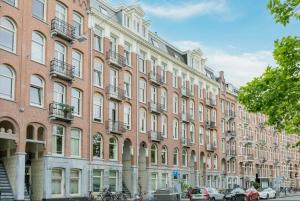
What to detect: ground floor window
<box><xmin>161</xmin><ymin>173</ymin><xmax>168</xmax><ymax>189</ymax></box>
<box><xmin>70</xmin><ymin>169</ymin><xmax>80</xmax><ymax>195</ymax></box>
<box><xmin>109</xmin><ymin>170</ymin><xmax>118</xmax><ymax>192</ymax></box>
<box><xmin>93</xmin><ymin>169</ymin><xmax>103</xmax><ymax>192</ymax></box>
<box><xmin>151</xmin><ymin>172</ymin><xmax>158</xmax><ymax>192</ymax></box>
<box><xmin>52</xmin><ymin>168</ymin><xmax>64</xmax><ymax>195</ymax></box>
<box><xmin>182</xmin><ymin>174</ymin><xmax>188</xmax><ymax>185</ymax></box>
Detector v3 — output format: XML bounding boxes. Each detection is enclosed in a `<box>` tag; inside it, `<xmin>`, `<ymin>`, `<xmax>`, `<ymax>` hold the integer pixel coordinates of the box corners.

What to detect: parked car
<box><xmin>245</xmin><ymin>188</ymin><xmax>259</xmax><ymax>201</ymax></box>
<box><xmin>190</xmin><ymin>187</ymin><xmax>224</xmax><ymax>201</ymax></box>
<box><xmin>259</xmin><ymin>188</ymin><xmax>276</xmax><ymax>199</ymax></box>
<box><xmin>224</xmin><ymin>187</ymin><xmax>246</xmax><ymax>201</ymax></box>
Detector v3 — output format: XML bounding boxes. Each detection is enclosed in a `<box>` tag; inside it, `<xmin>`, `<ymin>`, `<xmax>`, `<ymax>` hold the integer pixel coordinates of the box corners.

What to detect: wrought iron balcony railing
<box><xmin>206</xmin><ymin>98</ymin><xmax>216</xmax><ymax>107</ymax></box>
<box><xmin>106</xmin><ymin>50</ymin><xmax>126</xmax><ymax>68</ymax></box>
<box><xmin>50</xmin><ymin>59</ymin><xmax>75</xmax><ymax>81</ymax></box>
<box><xmin>106</xmin><ymin>120</ymin><xmax>126</xmax><ymax>134</ymax></box>
<box><xmin>148</xmin><ymin>131</ymin><xmax>164</xmax><ymax>142</ymax></box>
<box><xmin>181</xmin><ymin>138</ymin><xmax>194</xmax><ymax>147</ymax></box>
<box><xmin>148</xmin><ymin>71</ymin><xmax>163</xmax><ymax>85</ymax></box>
<box><xmin>206</xmin><ymin>144</ymin><xmax>216</xmax><ymax>152</ymax></box>
<box><xmin>148</xmin><ymin>101</ymin><xmax>164</xmax><ymax>113</ymax></box>
<box><xmin>181</xmin><ymin>87</ymin><xmax>191</xmax><ymax>97</ymax></box>
<box><xmin>49</xmin><ymin>102</ymin><xmax>74</xmax><ymax>122</ymax></box>
<box><xmin>51</xmin><ymin>17</ymin><xmax>75</xmax><ymax>42</ymax></box>
<box><xmin>226</xmin><ymin>130</ymin><xmax>236</xmax><ymax>141</ymax></box>
<box><xmin>105</xmin><ymin>85</ymin><xmax>125</xmax><ymax>101</ymax></box>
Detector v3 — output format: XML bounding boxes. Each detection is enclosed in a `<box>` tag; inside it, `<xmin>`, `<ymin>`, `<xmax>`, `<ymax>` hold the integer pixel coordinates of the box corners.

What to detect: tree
<box><xmin>238</xmin><ymin>0</ymin><xmax>300</xmax><ymax>146</ymax></box>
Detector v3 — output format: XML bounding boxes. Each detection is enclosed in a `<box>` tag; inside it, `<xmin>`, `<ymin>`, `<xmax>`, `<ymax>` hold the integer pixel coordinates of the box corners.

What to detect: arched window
<box><xmin>190</xmin><ymin>123</ymin><xmax>195</xmax><ymax>143</ymax></box>
<box><xmin>151</xmin><ymin>144</ymin><xmax>157</xmax><ymax>165</ymax></box>
<box><xmin>94</xmin><ymin>58</ymin><xmax>103</xmax><ymax>87</ymax></box>
<box><xmin>214</xmin><ymin>154</ymin><xmax>218</xmax><ymax>169</ymax></box>
<box><xmin>71</xmin><ymin>88</ymin><xmax>82</xmax><ymax>116</ymax></box>
<box><xmin>161</xmin><ymin>115</ymin><xmax>167</xmax><ymax>138</ymax></box>
<box><xmin>173</xmin><ymin>148</ymin><xmax>179</xmax><ymax>166</ymax></box>
<box><xmin>0</xmin><ymin>17</ymin><xmax>16</xmax><ymax>52</ymax></box>
<box><xmin>53</xmin><ymin>82</ymin><xmax>65</xmax><ymax>104</ymax></box>
<box><xmin>173</xmin><ymin>94</ymin><xmax>178</xmax><ymax>114</ymax></box>
<box><xmin>37</xmin><ymin>127</ymin><xmax>44</xmax><ymax>141</ymax></box>
<box><xmin>199</xmin><ymin>103</ymin><xmax>203</xmax><ymax>122</ymax></box>
<box><xmin>109</xmin><ymin>137</ymin><xmax>118</xmax><ymax>160</ymax></box>
<box><xmin>31</xmin><ymin>31</ymin><xmax>45</xmax><ymax>63</ymax></box>
<box><xmin>173</xmin><ymin>119</ymin><xmax>178</xmax><ymax>139</ymax></box>
<box><xmin>161</xmin><ymin>88</ymin><xmax>167</xmax><ymax>110</ymax></box>
<box><xmin>199</xmin><ymin>126</ymin><xmax>204</xmax><ymax>145</ymax></box>
<box><xmin>139</xmin><ymin>79</ymin><xmax>146</xmax><ymax>103</ymax></box>
<box><xmin>189</xmin><ymin>100</ymin><xmax>194</xmax><ymax>120</ymax></box>
<box><xmin>93</xmin><ymin>133</ymin><xmax>103</xmax><ymax>159</ymax></box>
<box><xmin>73</xmin><ymin>11</ymin><xmax>83</xmax><ymax>37</ymax></box>
<box><xmin>124</xmin><ymin>72</ymin><xmax>131</xmax><ymax>98</ymax></box>
<box><xmin>0</xmin><ymin>65</ymin><xmax>15</xmax><ymax>100</ymax></box>
<box><xmin>161</xmin><ymin>146</ymin><xmax>168</xmax><ymax>165</ymax></box>
<box><xmin>182</xmin><ymin>149</ymin><xmax>187</xmax><ymax>167</ymax></box>
<box><xmin>26</xmin><ymin>125</ymin><xmax>34</xmax><ymax>139</ymax></box>
<box><xmin>139</xmin><ymin>108</ymin><xmax>146</xmax><ymax>133</ymax></box>
<box><xmin>54</xmin><ymin>41</ymin><xmax>66</xmax><ymax>62</ymax></box>
<box><xmin>30</xmin><ymin>75</ymin><xmax>44</xmax><ymax>106</ymax></box>
<box><xmin>207</xmin><ymin>154</ymin><xmax>211</xmax><ymax>169</ymax></box>
<box><xmin>72</xmin><ymin>50</ymin><xmax>82</xmax><ymax>78</ymax></box>
<box><xmin>93</xmin><ymin>93</ymin><xmax>103</xmax><ymax>122</ymax></box>
<box><xmin>124</xmin><ymin>103</ymin><xmax>131</xmax><ymax>130</ymax></box>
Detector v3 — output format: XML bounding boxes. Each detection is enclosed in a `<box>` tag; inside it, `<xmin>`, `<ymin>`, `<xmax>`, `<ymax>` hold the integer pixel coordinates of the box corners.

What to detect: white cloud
<box><xmin>141</xmin><ymin>0</ymin><xmax>227</xmax><ymax>19</ymax></box>
<box><xmin>173</xmin><ymin>40</ymin><xmax>275</xmax><ymax>87</ymax></box>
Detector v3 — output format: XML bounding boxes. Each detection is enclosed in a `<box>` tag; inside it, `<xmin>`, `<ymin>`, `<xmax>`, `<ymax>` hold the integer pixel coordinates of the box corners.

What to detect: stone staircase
<box><xmin>0</xmin><ymin>161</ymin><xmax>14</xmax><ymax>201</ymax></box>
<box><xmin>122</xmin><ymin>182</ymin><xmax>132</xmax><ymax>198</ymax></box>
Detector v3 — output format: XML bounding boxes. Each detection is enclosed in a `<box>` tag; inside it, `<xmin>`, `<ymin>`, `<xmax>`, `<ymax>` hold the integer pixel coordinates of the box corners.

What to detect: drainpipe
<box><xmin>136</xmin><ymin>45</ymin><xmax>140</xmax><ymax>197</ymax></box>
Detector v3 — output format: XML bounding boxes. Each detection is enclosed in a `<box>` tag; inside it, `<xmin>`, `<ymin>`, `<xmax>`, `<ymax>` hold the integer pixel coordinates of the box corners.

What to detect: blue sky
<box><xmin>110</xmin><ymin>0</ymin><xmax>299</xmax><ymax>86</ymax></box>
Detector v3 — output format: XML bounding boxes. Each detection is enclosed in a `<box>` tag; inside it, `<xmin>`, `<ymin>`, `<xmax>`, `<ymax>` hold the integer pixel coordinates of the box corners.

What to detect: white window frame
<box><xmin>70</xmin><ymin>169</ymin><xmax>81</xmax><ymax>196</ymax></box>
<box><xmin>0</xmin><ymin>17</ymin><xmax>17</xmax><ymax>53</ymax></box>
<box><xmin>71</xmin><ymin>88</ymin><xmax>82</xmax><ymax>117</ymax></box>
<box><xmin>52</xmin><ymin>125</ymin><xmax>65</xmax><ymax>156</ymax></box>
<box><xmin>51</xmin><ymin>168</ymin><xmax>64</xmax><ymax>196</ymax></box>
<box><xmin>30</xmin><ymin>75</ymin><xmax>44</xmax><ymax>107</ymax></box>
<box><xmin>71</xmin><ymin>128</ymin><xmax>81</xmax><ymax>157</ymax></box>
<box><xmin>31</xmin><ymin>31</ymin><xmax>45</xmax><ymax>64</ymax></box>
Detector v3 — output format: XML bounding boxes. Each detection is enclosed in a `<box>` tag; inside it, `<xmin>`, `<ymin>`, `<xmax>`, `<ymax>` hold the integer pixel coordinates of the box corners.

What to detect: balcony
<box><xmin>105</xmin><ymin>85</ymin><xmax>125</xmax><ymax>101</ymax></box>
<box><xmin>50</xmin><ymin>17</ymin><xmax>75</xmax><ymax>42</ymax></box>
<box><xmin>244</xmin><ymin>154</ymin><xmax>254</xmax><ymax>162</ymax></box>
<box><xmin>148</xmin><ymin>101</ymin><xmax>164</xmax><ymax>113</ymax></box>
<box><xmin>49</xmin><ymin>102</ymin><xmax>74</xmax><ymax>122</ymax></box>
<box><xmin>206</xmin><ymin>121</ymin><xmax>216</xmax><ymax>129</ymax></box>
<box><xmin>50</xmin><ymin>59</ymin><xmax>74</xmax><ymax>82</ymax></box>
<box><xmin>106</xmin><ymin>50</ymin><xmax>126</xmax><ymax>68</ymax></box>
<box><xmin>273</xmin><ymin>142</ymin><xmax>279</xmax><ymax>148</ymax></box>
<box><xmin>206</xmin><ymin>144</ymin><xmax>216</xmax><ymax>152</ymax></box>
<box><xmin>286</xmin><ymin>157</ymin><xmax>292</xmax><ymax>163</ymax></box>
<box><xmin>189</xmin><ymin>113</ymin><xmax>195</xmax><ymax>122</ymax></box>
<box><xmin>243</xmin><ymin>136</ymin><xmax>254</xmax><ymax>144</ymax></box>
<box><xmin>148</xmin><ymin>71</ymin><xmax>163</xmax><ymax>85</ymax></box>
<box><xmin>273</xmin><ymin>159</ymin><xmax>279</xmax><ymax>165</ymax></box>
<box><xmin>180</xmin><ymin>113</ymin><xmax>190</xmax><ymax>123</ymax></box>
<box><xmin>106</xmin><ymin>120</ymin><xmax>126</xmax><ymax>135</ymax></box>
<box><xmin>258</xmin><ymin>122</ymin><xmax>265</xmax><ymax>129</ymax></box>
<box><xmin>181</xmin><ymin>138</ymin><xmax>194</xmax><ymax>148</ymax></box>
<box><xmin>148</xmin><ymin>131</ymin><xmax>163</xmax><ymax>142</ymax></box>
<box><xmin>258</xmin><ymin>139</ymin><xmax>267</xmax><ymax>146</ymax></box>
<box><xmin>206</xmin><ymin>98</ymin><xmax>216</xmax><ymax>108</ymax></box>
<box><xmin>181</xmin><ymin>87</ymin><xmax>190</xmax><ymax>98</ymax></box>
<box><xmin>226</xmin><ymin>110</ymin><xmax>235</xmax><ymax>121</ymax></box>
<box><xmin>259</xmin><ymin>157</ymin><xmax>267</xmax><ymax>163</ymax></box>
<box><xmin>226</xmin><ymin>130</ymin><xmax>236</xmax><ymax>141</ymax></box>
<box><xmin>226</xmin><ymin>150</ymin><xmax>237</xmax><ymax>161</ymax></box>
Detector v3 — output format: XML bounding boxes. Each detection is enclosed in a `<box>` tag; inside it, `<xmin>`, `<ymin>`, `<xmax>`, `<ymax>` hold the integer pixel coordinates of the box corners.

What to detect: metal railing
<box><xmin>106</xmin><ymin>50</ymin><xmax>126</xmax><ymax>68</ymax></box>
<box><xmin>50</xmin><ymin>59</ymin><xmax>75</xmax><ymax>81</ymax></box>
<box><xmin>148</xmin><ymin>101</ymin><xmax>164</xmax><ymax>113</ymax></box>
<box><xmin>148</xmin><ymin>71</ymin><xmax>163</xmax><ymax>85</ymax></box>
<box><xmin>181</xmin><ymin>87</ymin><xmax>191</xmax><ymax>97</ymax></box>
<box><xmin>49</xmin><ymin>102</ymin><xmax>74</xmax><ymax>121</ymax></box>
<box><xmin>206</xmin><ymin>144</ymin><xmax>216</xmax><ymax>151</ymax></box>
<box><xmin>105</xmin><ymin>85</ymin><xmax>125</xmax><ymax>100</ymax></box>
<box><xmin>206</xmin><ymin>98</ymin><xmax>216</xmax><ymax>107</ymax></box>
<box><xmin>106</xmin><ymin>120</ymin><xmax>126</xmax><ymax>134</ymax></box>
<box><xmin>51</xmin><ymin>17</ymin><xmax>75</xmax><ymax>41</ymax></box>
<box><xmin>148</xmin><ymin>131</ymin><xmax>163</xmax><ymax>142</ymax></box>
<box><xmin>181</xmin><ymin>138</ymin><xmax>194</xmax><ymax>147</ymax></box>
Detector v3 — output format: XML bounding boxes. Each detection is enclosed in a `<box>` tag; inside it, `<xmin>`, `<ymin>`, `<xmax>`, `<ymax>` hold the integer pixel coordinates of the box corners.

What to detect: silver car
<box><xmin>191</xmin><ymin>187</ymin><xmax>224</xmax><ymax>201</ymax></box>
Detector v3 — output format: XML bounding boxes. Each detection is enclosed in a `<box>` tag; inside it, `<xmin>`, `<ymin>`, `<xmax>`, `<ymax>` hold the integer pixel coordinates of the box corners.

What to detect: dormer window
<box><xmin>151</xmin><ymin>38</ymin><xmax>159</xmax><ymax>48</ymax></box>
<box><xmin>99</xmin><ymin>6</ymin><xmax>108</xmax><ymax>15</ymax></box>
<box><xmin>124</xmin><ymin>14</ymin><xmax>130</xmax><ymax>28</ymax></box>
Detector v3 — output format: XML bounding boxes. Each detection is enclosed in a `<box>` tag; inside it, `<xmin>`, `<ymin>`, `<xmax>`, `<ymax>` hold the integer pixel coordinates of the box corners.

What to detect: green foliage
<box><xmin>238</xmin><ymin>1</ymin><xmax>300</xmax><ymax>140</ymax></box>
<box><xmin>268</xmin><ymin>0</ymin><xmax>300</xmax><ymax>26</ymax></box>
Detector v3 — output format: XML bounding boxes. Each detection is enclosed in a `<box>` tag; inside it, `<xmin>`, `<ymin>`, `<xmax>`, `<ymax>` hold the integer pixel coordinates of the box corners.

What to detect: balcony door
<box><xmin>151</xmin><ymin>86</ymin><xmax>157</xmax><ymax>103</ymax></box>
<box><xmin>151</xmin><ymin>114</ymin><xmax>157</xmax><ymax>132</ymax></box>
<box><xmin>109</xmin><ymin>101</ymin><xmax>118</xmax><ymax>122</ymax></box>
<box><xmin>110</xmin><ymin>35</ymin><xmax>117</xmax><ymax>59</ymax></box>
<box><xmin>110</xmin><ymin>68</ymin><xmax>118</xmax><ymax>95</ymax></box>
<box><xmin>53</xmin><ymin>83</ymin><xmax>65</xmax><ymax>104</ymax></box>
<box><xmin>55</xmin><ymin>2</ymin><xmax>67</xmax><ymax>21</ymax></box>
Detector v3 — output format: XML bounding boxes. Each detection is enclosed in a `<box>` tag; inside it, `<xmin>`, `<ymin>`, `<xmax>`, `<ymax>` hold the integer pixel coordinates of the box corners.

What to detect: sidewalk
<box><xmin>278</xmin><ymin>191</ymin><xmax>300</xmax><ymax>198</ymax></box>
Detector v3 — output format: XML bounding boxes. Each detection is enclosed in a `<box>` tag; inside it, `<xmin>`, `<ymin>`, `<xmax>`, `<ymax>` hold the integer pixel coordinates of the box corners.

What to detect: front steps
<box><xmin>0</xmin><ymin>161</ymin><xmax>14</xmax><ymax>201</ymax></box>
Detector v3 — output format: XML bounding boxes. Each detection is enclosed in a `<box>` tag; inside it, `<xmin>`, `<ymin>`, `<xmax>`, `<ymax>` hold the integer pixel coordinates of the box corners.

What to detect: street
<box><xmin>273</xmin><ymin>195</ymin><xmax>300</xmax><ymax>201</ymax></box>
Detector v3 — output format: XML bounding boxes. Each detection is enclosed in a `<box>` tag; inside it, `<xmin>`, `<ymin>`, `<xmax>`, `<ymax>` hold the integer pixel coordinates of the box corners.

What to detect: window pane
<box><xmin>0</xmin><ymin>76</ymin><xmax>12</xmax><ymax>98</ymax></box>
<box><xmin>32</xmin><ymin>0</ymin><xmax>45</xmax><ymax>20</ymax></box>
<box><xmin>0</xmin><ymin>28</ymin><xmax>14</xmax><ymax>51</ymax></box>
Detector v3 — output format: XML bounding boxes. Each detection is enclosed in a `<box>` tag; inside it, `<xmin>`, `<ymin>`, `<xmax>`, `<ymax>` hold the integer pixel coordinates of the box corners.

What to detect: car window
<box><xmin>236</xmin><ymin>188</ymin><xmax>245</xmax><ymax>194</ymax></box>
<box><xmin>192</xmin><ymin>188</ymin><xmax>204</xmax><ymax>194</ymax></box>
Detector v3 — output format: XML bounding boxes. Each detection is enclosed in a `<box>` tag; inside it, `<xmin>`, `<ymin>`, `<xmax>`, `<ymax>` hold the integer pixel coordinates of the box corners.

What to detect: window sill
<box><xmin>2</xmin><ymin>1</ymin><xmax>18</xmax><ymax>9</ymax></box>
<box><xmin>32</xmin><ymin>16</ymin><xmax>48</xmax><ymax>25</ymax></box>
<box><xmin>0</xmin><ymin>47</ymin><xmax>17</xmax><ymax>55</ymax></box>
<box><xmin>93</xmin><ymin>49</ymin><xmax>104</xmax><ymax>55</ymax></box>
<box><xmin>30</xmin><ymin>59</ymin><xmax>46</xmax><ymax>67</ymax></box>
<box><xmin>30</xmin><ymin>104</ymin><xmax>45</xmax><ymax>110</ymax></box>
<box><xmin>0</xmin><ymin>97</ymin><xmax>15</xmax><ymax>103</ymax></box>
<box><xmin>93</xmin><ymin>119</ymin><xmax>103</xmax><ymax>124</ymax></box>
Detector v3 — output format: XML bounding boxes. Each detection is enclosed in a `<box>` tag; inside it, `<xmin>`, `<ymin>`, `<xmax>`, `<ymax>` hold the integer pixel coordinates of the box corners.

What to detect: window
<box><xmin>139</xmin><ymin>108</ymin><xmax>146</xmax><ymax>133</ymax></box>
<box><xmin>138</xmin><ymin>50</ymin><xmax>146</xmax><ymax>73</ymax></box>
<box><xmin>151</xmin><ymin>144</ymin><xmax>157</xmax><ymax>165</ymax></box>
<box><xmin>109</xmin><ymin>170</ymin><xmax>118</xmax><ymax>192</ymax></box>
<box><xmin>32</xmin><ymin>0</ymin><xmax>45</xmax><ymax>20</ymax></box>
<box><xmin>172</xmin><ymin>69</ymin><xmax>178</xmax><ymax>88</ymax></box>
<box><xmin>161</xmin><ymin>146</ymin><xmax>168</xmax><ymax>165</ymax></box>
<box><xmin>190</xmin><ymin>78</ymin><xmax>194</xmax><ymax>95</ymax></box>
<box><xmin>161</xmin><ymin>115</ymin><xmax>168</xmax><ymax>138</ymax></box>
<box><xmin>93</xmin><ymin>93</ymin><xmax>103</xmax><ymax>122</ymax></box>
<box><xmin>198</xmin><ymin>81</ymin><xmax>203</xmax><ymax>98</ymax></box>
<box><xmin>161</xmin><ymin>62</ymin><xmax>167</xmax><ymax>83</ymax></box>
<box><xmin>71</xmin><ymin>88</ymin><xmax>81</xmax><ymax>116</ymax></box>
<box><xmin>214</xmin><ymin>155</ymin><xmax>218</xmax><ymax>169</ymax></box>
<box><xmin>124</xmin><ymin>72</ymin><xmax>131</xmax><ymax>98</ymax></box>
<box><xmin>73</xmin><ymin>12</ymin><xmax>83</xmax><ymax>37</ymax></box>
<box><xmin>199</xmin><ymin>126</ymin><xmax>204</xmax><ymax>145</ymax></box>
<box><xmin>52</xmin><ymin>168</ymin><xmax>64</xmax><ymax>195</ymax></box>
<box><xmin>173</xmin><ymin>119</ymin><xmax>178</xmax><ymax>139</ymax></box>
<box><xmin>71</xmin><ymin>128</ymin><xmax>81</xmax><ymax>157</ymax></box>
<box><xmin>30</xmin><ymin>75</ymin><xmax>44</xmax><ymax>106</ymax></box>
<box><xmin>0</xmin><ymin>17</ymin><xmax>16</xmax><ymax>52</ymax></box>
<box><xmin>54</xmin><ymin>42</ymin><xmax>66</xmax><ymax>63</ymax></box>
<box><xmin>0</xmin><ymin>65</ymin><xmax>14</xmax><ymax>100</ymax></box>
<box><xmin>53</xmin><ymin>82</ymin><xmax>65</xmax><ymax>103</ymax></box>
<box><xmin>93</xmin><ymin>169</ymin><xmax>103</xmax><ymax>192</ymax></box>
<box><xmin>124</xmin><ymin>104</ymin><xmax>131</xmax><ymax>130</ymax></box>
<box><xmin>151</xmin><ymin>173</ymin><xmax>158</xmax><ymax>192</ymax></box>
<box><xmin>52</xmin><ymin>125</ymin><xmax>64</xmax><ymax>155</ymax></box>
<box><xmin>190</xmin><ymin>100</ymin><xmax>195</xmax><ymax>120</ymax></box>
<box><xmin>190</xmin><ymin>124</ymin><xmax>195</xmax><ymax>143</ymax></box>
<box><xmin>94</xmin><ymin>27</ymin><xmax>103</xmax><ymax>52</ymax></box>
<box><xmin>3</xmin><ymin>0</ymin><xmax>17</xmax><ymax>7</ymax></box>
<box><xmin>213</xmin><ymin>131</ymin><xmax>217</xmax><ymax>147</ymax></box>
<box><xmin>139</xmin><ymin>79</ymin><xmax>146</xmax><ymax>103</ymax></box>
<box><xmin>70</xmin><ymin>169</ymin><xmax>80</xmax><ymax>195</ymax></box>
<box><xmin>173</xmin><ymin>148</ymin><xmax>179</xmax><ymax>166</ymax></box>
<box><xmin>72</xmin><ymin>50</ymin><xmax>82</xmax><ymax>78</ymax></box>
<box><xmin>221</xmin><ymin>139</ymin><xmax>225</xmax><ymax>154</ymax></box>
<box><xmin>206</xmin><ymin>130</ymin><xmax>211</xmax><ymax>144</ymax></box>
<box><xmin>110</xmin><ymin>35</ymin><xmax>118</xmax><ymax>54</ymax></box>
<box><xmin>161</xmin><ymin>173</ymin><xmax>168</xmax><ymax>189</ymax></box>
<box><xmin>161</xmin><ymin>88</ymin><xmax>167</xmax><ymax>110</ymax></box>
<box><xmin>55</xmin><ymin>2</ymin><xmax>66</xmax><ymax>21</ymax></box>
<box><xmin>173</xmin><ymin>94</ymin><xmax>178</xmax><ymax>114</ymax></box>
<box><xmin>124</xmin><ymin>42</ymin><xmax>131</xmax><ymax>66</ymax></box>
<box><xmin>31</xmin><ymin>31</ymin><xmax>45</xmax><ymax>63</ymax></box>
<box><xmin>207</xmin><ymin>154</ymin><xmax>211</xmax><ymax>169</ymax></box>
<box><xmin>109</xmin><ymin>137</ymin><xmax>118</xmax><ymax>160</ymax></box>
<box><xmin>93</xmin><ymin>133</ymin><xmax>103</xmax><ymax>158</ymax></box>
<box><xmin>94</xmin><ymin>59</ymin><xmax>103</xmax><ymax>87</ymax></box>
<box><xmin>182</xmin><ymin>149</ymin><xmax>187</xmax><ymax>167</ymax></box>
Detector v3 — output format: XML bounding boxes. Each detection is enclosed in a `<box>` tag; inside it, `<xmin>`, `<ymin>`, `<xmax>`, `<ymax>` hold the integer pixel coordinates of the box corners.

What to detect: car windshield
<box><xmin>208</xmin><ymin>188</ymin><xmax>218</xmax><ymax>194</ymax></box>
<box><xmin>192</xmin><ymin>188</ymin><xmax>205</xmax><ymax>194</ymax></box>
<box><xmin>232</xmin><ymin>188</ymin><xmax>245</xmax><ymax>194</ymax></box>
<box><xmin>246</xmin><ymin>188</ymin><xmax>257</xmax><ymax>192</ymax></box>
<box><xmin>262</xmin><ymin>188</ymin><xmax>272</xmax><ymax>192</ymax></box>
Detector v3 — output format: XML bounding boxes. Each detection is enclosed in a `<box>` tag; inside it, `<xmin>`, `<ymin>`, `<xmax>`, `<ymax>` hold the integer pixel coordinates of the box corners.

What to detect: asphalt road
<box><xmin>273</xmin><ymin>195</ymin><xmax>300</xmax><ymax>200</ymax></box>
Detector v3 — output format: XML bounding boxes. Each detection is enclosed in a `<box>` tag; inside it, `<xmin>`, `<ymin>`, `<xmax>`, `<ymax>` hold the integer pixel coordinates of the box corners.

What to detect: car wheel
<box><xmin>211</xmin><ymin>198</ymin><xmax>216</xmax><ymax>201</ymax></box>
